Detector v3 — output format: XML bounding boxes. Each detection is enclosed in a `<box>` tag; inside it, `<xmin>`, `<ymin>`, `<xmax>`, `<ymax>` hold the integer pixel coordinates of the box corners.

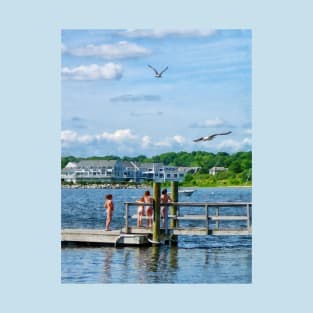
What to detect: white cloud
<box><xmin>67</xmin><ymin>41</ymin><xmax>151</xmax><ymax>59</ymax></box>
<box><xmin>61</xmin><ymin>130</ymin><xmax>78</xmax><ymax>143</ymax></box>
<box><xmin>141</xmin><ymin>136</ymin><xmax>152</xmax><ymax>148</ymax></box>
<box><xmin>155</xmin><ymin>135</ymin><xmax>187</xmax><ymax>147</ymax></box>
<box><xmin>155</xmin><ymin>140</ymin><xmax>172</xmax><ymax>147</ymax></box>
<box><xmin>96</xmin><ymin>129</ymin><xmax>137</xmax><ymax>143</ymax></box>
<box><xmin>122</xmin><ymin>29</ymin><xmax>216</xmax><ymax>38</ymax></box>
<box><xmin>191</xmin><ymin>117</ymin><xmax>226</xmax><ymax>128</ymax></box>
<box><xmin>61</xmin><ymin>129</ymin><xmax>137</xmax><ymax>147</ymax></box>
<box><xmin>242</xmin><ymin>138</ymin><xmax>252</xmax><ymax>145</ymax></box>
<box><xmin>61</xmin><ymin>63</ymin><xmax>123</xmax><ymax>80</ymax></box>
<box><xmin>217</xmin><ymin>137</ymin><xmax>252</xmax><ymax>152</ymax></box>
<box><xmin>61</xmin><ymin>130</ymin><xmax>94</xmax><ymax>146</ymax></box>
<box><xmin>78</xmin><ymin>135</ymin><xmax>94</xmax><ymax>144</ymax></box>
<box><xmin>61</xmin><ymin>128</ymin><xmax>251</xmax><ymax>156</ymax></box>
<box><xmin>173</xmin><ymin>135</ymin><xmax>186</xmax><ymax>144</ymax></box>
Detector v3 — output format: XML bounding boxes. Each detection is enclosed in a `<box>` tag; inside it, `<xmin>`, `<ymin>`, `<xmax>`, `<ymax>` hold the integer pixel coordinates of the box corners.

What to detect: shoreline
<box><xmin>61</xmin><ymin>183</ymin><xmax>150</xmax><ymax>189</ymax></box>
<box><xmin>61</xmin><ymin>183</ymin><xmax>252</xmax><ymax>189</ymax></box>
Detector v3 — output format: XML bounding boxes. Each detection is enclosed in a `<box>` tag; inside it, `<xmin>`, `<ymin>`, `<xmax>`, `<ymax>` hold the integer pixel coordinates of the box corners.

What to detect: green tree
<box><xmin>229</xmin><ymin>160</ymin><xmax>242</xmax><ymax>173</ymax></box>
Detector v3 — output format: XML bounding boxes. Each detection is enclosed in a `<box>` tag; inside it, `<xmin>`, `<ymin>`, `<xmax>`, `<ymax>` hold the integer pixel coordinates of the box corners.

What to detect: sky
<box><xmin>61</xmin><ymin>29</ymin><xmax>252</xmax><ymax>157</ymax></box>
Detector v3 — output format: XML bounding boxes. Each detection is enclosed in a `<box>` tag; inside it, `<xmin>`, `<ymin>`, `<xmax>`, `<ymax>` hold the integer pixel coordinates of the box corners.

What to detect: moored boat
<box><xmin>178</xmin><ymin>189</ymin><xmax>195</xmax><ymax>196</ymax></box>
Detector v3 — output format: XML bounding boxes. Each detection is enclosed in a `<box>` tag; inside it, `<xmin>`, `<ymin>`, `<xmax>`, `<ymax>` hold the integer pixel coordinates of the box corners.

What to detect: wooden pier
<box><xmin>61</xmin><ymin>182</ymin><xmax>252</xmax><ymax>247</ymax></box>
<box><xmin>61</xmin><ymin>229</ymin><xmax>151</xmax><ymax>247</ymax></box>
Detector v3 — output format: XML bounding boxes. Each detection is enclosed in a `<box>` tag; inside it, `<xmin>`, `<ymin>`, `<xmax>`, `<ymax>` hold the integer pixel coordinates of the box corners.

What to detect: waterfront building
<box><xmin>209</xmin><ymin>166</ymin><xmax>228</xmax><ymax>175</ymax></box>
<box><xmin>61</xmin><ymin>160</ymin><xmax>199</xmax><ymax>183</ymax></box>
<box><xmin>61</xmin><ymin>160</ymin><xmax>124</xmax><ymax>183</ymax></box>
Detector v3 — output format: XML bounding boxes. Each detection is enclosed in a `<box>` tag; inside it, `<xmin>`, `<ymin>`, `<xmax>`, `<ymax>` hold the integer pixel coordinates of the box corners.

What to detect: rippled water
<box><xmin>61</xmin><ymin>187</ymin><xmax>252</xmax><ymax>283</ymax></box>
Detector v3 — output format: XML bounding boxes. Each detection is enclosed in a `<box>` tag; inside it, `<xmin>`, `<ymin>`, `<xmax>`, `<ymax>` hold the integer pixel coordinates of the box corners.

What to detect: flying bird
<box><xmin>193</xmin><ymin>131</ymin><xmax>232</xmax><ymax>142</ymax></box>
<box><xmin>147</xmin><ymin>65</ymin><xmax>168</xmax><ymax>78</ymax></box>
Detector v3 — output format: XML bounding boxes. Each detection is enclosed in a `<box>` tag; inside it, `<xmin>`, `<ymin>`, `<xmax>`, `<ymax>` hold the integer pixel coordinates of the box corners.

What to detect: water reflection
<box><xmin>102</xmin><ymin>248</ymin><xmax>113</xmax><ymax>283</ymax></box>
<box><xmin>149</xmin><ymin>246</ymin><xmax>160</xmax><ymax>272</ymax></box>
<box><xmin>62</xmin><ymin>244</ymin><xmax>251</xmax><ymax>283</ymax></box>
<box><xmin>169</xmin><ymin>246</ymin><xmax>178</xmax><ymax>270</ymax></box>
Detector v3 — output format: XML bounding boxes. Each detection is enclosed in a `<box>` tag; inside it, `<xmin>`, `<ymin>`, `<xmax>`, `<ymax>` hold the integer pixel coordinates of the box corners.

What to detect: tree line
<box><xmin>61</xmin><ymin>151</ymin><xmax>252</xmax><ymax>186</ymax></box>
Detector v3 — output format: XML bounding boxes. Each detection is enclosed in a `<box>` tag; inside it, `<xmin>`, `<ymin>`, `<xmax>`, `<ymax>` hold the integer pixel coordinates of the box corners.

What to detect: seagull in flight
<box><xmin>193</xmin><ymin>131</ymin><xmax>232</xmax><ymax>142</ymax></box>
<box><xmin>148</xmin><ymin>65</ymin><xmax>168</xmax><ymax>78</ymax></box>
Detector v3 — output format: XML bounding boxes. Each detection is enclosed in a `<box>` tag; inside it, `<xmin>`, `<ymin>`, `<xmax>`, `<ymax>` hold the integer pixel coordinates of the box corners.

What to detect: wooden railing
<box><xmin>124</xmin><ymin>201</ymin><xmax>252</xmax><ymax>236</ymax></box>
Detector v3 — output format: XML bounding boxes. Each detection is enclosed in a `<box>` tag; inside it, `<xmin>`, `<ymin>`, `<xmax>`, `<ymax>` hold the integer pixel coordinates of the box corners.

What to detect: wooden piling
<box><xmin>246</xmin><ymin>203</ymin><xmax>251</xmax><ymax>229</ymax></box>
<box><xmin>125</xmin><ymin>203</ymin><xmax>129</xmax><ymax>233</ymax></box>
<box><xmin>170</xmin><ymin>181</ymin><xmax>179</xmax><ymax>246</ymax></box>
<box><xmin>152</xmin><ymin>182</ymin><xmax>161</xmax><ymax>245</ymax></box>
<box><xmin>205</xmin><ymin>204</ymin><xmax>209</xmax><ymax>234</ymax></box>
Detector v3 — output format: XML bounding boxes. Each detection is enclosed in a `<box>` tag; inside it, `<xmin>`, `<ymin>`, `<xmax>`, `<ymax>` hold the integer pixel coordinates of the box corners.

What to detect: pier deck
<box><xmin>61</xmin><ymin>228</ymin><xmax>150</xmax><ymax>247</ymax></box>
<box><xmin>61</xmin><ymin>225</ymin><xmax>251</xmax><ymax>247</ymax></box>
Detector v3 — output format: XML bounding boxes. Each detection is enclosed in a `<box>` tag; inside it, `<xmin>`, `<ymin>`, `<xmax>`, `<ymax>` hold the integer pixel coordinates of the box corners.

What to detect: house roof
<box><xmin>76</xmin><ymin>160</ymin><xmax>120</xmax><ymax>168</ymax></box>
<box><xmin>178</xmin><ymin>166</ymin><xmax>201</xmax><ymax>173</ymax></box>
<box><xmin>210</xmin><ymin>166</ymin><xmax>227</xmax><ymax>170</ymax></box>
<box><xmin>65</xmin><ymin>162</ymin><xmax>77</xmax><ymax>168</ymax></box>
<box><xmin>122</xmin><ymin>161</ymin><xmax>137</xmax><ymax>168</ymax></box>
<box><xmin>139</xmin><ymin>163</ymin><xmax>163</xmax><ymax>169</ymax></box>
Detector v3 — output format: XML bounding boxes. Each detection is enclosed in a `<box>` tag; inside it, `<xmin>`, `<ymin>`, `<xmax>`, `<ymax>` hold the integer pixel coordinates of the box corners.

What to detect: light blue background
<box><xmin>1</xmin><ymin>0</ymin><xmax>312</xmax><ymax>312</ymax></box>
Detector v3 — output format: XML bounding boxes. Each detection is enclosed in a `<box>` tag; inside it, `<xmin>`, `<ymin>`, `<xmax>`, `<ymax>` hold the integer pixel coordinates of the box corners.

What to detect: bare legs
<box><xmin>105</xmin><ymin>209</ymin><xmax>113</xmax><ymax>230</ymax></box>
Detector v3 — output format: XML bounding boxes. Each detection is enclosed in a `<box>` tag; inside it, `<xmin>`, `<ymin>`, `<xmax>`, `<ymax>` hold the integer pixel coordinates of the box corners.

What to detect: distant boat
<box><xmin>179</xmin><ymin>189</ymin><xmax>195</xmax><ymax>197</ymax></box>
<box><xmin>168</xmin><ymin>189</ymin><xmax>195</xmax><ymax>197</ymax></box>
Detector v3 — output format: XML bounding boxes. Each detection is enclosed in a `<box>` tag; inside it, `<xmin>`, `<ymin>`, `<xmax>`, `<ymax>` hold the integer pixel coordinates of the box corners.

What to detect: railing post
<box><xmin>246</xmin><ymin>203</ymin><xmax>250</xmax><ymax>230</ymax></box>
<box><xmin>215</xmin><ymin>206</ymin><xmax>219</xmax><ymax>229</ymax></box>
<box><xmin>152</xmin><ymin>182</ymin><xmax>161</xmax><ymax>245</ymax></box>
<box><xmin>170</xmin><ymin>181</ymin><xmax>179</xmax><ymax>246</ymax></box>
<box><xmin>125</xmin><ymin>203</ymin><xmax>129</xmax><ymax>234</ymax></box>
<box><xmin>164</xmin><ymin>204</ymin><xmax>169</xmax><ymax>237</ymax></box>
<box><xmin>205</xmin><ymin>204</ymin><xmax>209</xmax><ymax>234</ymax></box>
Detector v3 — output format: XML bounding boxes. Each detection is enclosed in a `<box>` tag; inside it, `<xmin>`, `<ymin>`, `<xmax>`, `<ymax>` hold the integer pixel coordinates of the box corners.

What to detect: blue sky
<box><xmin>61</xmin><ymin>29</ymin><xmax>252</xmax><ymax>157</ymax></box>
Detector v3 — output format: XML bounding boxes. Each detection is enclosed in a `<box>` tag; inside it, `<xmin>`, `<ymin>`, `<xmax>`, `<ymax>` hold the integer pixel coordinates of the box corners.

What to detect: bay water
<box><xmin>61</xmin><ymin>187</ymin><xmax>252</xmax><ymax>283</ymax></box>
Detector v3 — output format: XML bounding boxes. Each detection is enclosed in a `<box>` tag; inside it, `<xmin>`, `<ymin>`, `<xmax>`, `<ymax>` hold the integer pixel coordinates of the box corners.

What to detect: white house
<box><xmin>140</xmin><ymin>163</ymin><xmax>184</xmax><ymax>182</ymax></box>
<box><xmin>209</xmin><ymin>166</ymin><xmax>228</xmax><ymax>175</ymax></box>
<box><xmin>61</xmin><ymin>160</ymin><xmax>124</xmax><ymax>183</ymax></box>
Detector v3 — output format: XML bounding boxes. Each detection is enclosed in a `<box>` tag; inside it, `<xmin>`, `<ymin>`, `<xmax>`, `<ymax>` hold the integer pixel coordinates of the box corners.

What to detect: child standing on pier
<box><xmin>104</xmin><ymin>194</ymin><xmax>114</xmax><ymax>231</ymax></box>
<box><xmin>136</xmin><ymin>197</ymin><xmax>145</xmax><ymax>227</ymax></box>
<box><xmin>161</xmin><ymin>188</ymin><xmax>172</xmax><ymax>227</ymax></box>
<box><xmin>136</xmin><ymin>191</ymin><xmax>153</xmax><ymax>227</ymax></box>
<box><xmin>143</xmin><ymin>190</ymin><xmax>154</xmax><ymax>228</ymax></box>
